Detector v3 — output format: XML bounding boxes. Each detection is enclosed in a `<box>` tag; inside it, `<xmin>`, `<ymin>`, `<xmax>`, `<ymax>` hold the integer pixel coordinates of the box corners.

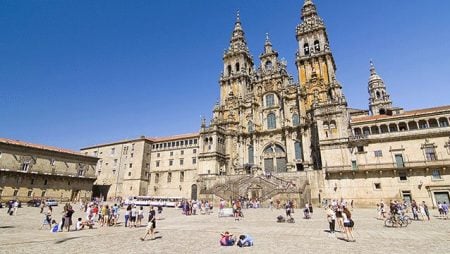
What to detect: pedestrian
<box><xmin>137</xmin><ymin>206</ymin><xmax>144</xmax><ymax>227</ymax></box>
<box><xmin>326</xmin><ymin>205</ymin><xmax>336</xmax><ymax>237</ymax></box>
<box><xmin>124</xmin><ymin>204</ymin><xmax>132</xmax><ymax>227</ymax></box>
<box><xmin>13</xmin><ymin>200</ymin><xmax>19</xmax><ymax>215</ymax></box>
<box><xmin>130</xmin><ymin>205</ymin><xmax>137</xmax><ymax>227</ymax></box>
<box><xmin>422</xmin><ymin>201</ymin><xmax>430</xmax><ymax>221</ymax></box>
<box><xmin>141</xmin><ymin>207</ymin><xmax>156</xmax><ymax>241</ymax></box>
<box><xmin>342</xmin><ymin>206</ymin><xmax>355</xmax><ymax>242</ymax></box>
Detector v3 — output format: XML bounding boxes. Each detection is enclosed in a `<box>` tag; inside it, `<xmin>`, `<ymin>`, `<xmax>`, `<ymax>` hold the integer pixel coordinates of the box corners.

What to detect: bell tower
<box><xmin>368</xmin><ymin>61</ymin><xmax>393</xmax><ymax>115</ymax></box>
<box><xmin>219</xmin><ymin>11</ymin><xmax>254</xmax><ymax>105</ymax></box>
<box><xmin>295</xmin><ymin>0</ymin><xmax>346</xmax><ymax>111</ymax></box>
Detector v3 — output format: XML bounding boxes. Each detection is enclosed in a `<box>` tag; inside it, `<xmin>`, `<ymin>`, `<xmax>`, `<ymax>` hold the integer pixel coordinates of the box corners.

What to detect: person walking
<box><xmin>124</xmin><ymin>204</ymin><xmax>132</xmax><ymax>227</ymax></box>
<box><xmin>141</xmin><ymin>207</ymin><xmax>156</xmax><ymax>241</ymax></box>
<box><xmin>326</xmin><ymin>205</ymin><xmax>336</xmax><ymax>238</ymax></box>
<box><xmin>342</xmin><ymin>207</ymin><xmax>355</xmax><ymax>242</ymax></box>
<box><xmin>422</xmin><ymin>201</ymin><xmax>430</xmax><ymax>221</ymax></box>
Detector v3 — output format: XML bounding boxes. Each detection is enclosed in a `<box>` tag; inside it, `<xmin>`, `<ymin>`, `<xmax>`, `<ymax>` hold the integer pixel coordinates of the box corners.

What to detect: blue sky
<box><xmin>1</xmin><ymin>0</ymin><xmax>449</xmax><ymax>150</ymax></box>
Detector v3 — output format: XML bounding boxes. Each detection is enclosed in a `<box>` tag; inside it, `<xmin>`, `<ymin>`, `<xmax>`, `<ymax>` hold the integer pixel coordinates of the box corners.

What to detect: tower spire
<box><xmin>368</xmin><ymin>60</ymin><xmax>393</xmax><ymax>115</ymax></box>
<box><xmin>227</xmin><ymin>10</ymin><xmax>249</xmax><ymax>55</ymax></box>
<box><xmin>301</xmin><ymin>0</ymin><xmax>318</xmax><ymax>20</ymax></box>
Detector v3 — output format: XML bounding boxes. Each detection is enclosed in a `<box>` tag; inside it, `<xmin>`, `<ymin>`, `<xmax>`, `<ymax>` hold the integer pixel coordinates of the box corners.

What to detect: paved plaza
<box><xmin>0</xmin><ymin>205</ymin><xmax>448</xmax><ymax>254</ymax></box>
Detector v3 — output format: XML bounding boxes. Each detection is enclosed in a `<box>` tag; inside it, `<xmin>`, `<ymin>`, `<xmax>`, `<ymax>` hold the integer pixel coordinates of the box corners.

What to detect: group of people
<box><xmin>6</xmin><ymin>200</ymin><xmax>20</xmax><ymax>215</ymax></box>
<box><xmin>437</xmin><ymin>201</ymin><xmax>449</xmax><ymax>219</ymax></box>
<box><xmin>377</xmin><ymin>200</ymin><xmax>433</xmax><ymax>222</ymax></box>
<box><xmin>179</xmin><ymin>199</ymin><xmax>212</xmax><ymax>215</ymax></box>
<box><xmin>219</xmin><ymin>231</ymin><xmax>253</xmax><ymax>247</ymax></box>
<box><xmin>326</xmin><ymin>201</ymin><xmax>355</xmax><ymax>242</ymax></box>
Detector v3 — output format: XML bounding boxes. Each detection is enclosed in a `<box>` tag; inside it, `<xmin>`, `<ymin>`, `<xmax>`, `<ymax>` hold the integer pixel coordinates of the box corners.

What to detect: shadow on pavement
<box><xmin>0</xmin><ymin>226</ymin><xmax>15</xmax><ymax>229</ymax></box>
<box><xmin>55</xmin><ymin>236</ymin><xmax>82</xmax><ymax>244</ymax></box>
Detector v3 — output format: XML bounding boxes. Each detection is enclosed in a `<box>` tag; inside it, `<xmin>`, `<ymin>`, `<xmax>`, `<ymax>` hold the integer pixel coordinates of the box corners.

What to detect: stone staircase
<box><xmin>205</xmin><ymin>174</ymin><xmax>306</xmax><ymax>201</ymax></box>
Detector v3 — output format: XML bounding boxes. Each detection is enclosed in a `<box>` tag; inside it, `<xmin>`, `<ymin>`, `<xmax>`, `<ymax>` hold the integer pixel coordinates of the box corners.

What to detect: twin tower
<box><xmin>198</xmin><ymin>0</ymin><xmax>394</xmax><ymax>177</ymax></box>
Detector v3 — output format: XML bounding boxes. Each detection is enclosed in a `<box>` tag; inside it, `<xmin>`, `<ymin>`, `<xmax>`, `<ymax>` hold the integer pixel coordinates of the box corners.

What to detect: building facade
<box><xmin>82</xmin><ymin>0</ymin><xmax>450</xmax><ymax>207</ymax></box>
<box><xmin>0</xmin><ymin>138</ymin><xmax>98</xmax><ymax>202</ymax></box>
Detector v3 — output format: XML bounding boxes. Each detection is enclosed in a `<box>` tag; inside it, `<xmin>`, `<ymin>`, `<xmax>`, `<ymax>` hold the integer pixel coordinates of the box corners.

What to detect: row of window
<box><xmin>353</xmin><ymin>117</ymin><xmax>450</xmax><ymax>136</ymax></box>
<box><xmin>152</xmin><ymin>171</ymin><xmax>185</xmax><ymax>184</ymax></box>
<box><xmin>357</xmin><ymin>145</ymin><xmax>439</xmax><ymax>162</ymax></box>
<box><xmin>152</xmin><ymin>139</ymin><xmax>198</xmax><ymax>150</ymax></box>
<box><xmin>156</xmin><ymin>149</ymin><xmax>197</xmax><ymax>158</ymax></box>
<box><xmin>19</xmin><ymin>162</ymin><xmax>85</xmax><ymax>176</ymax></box>
<box><xmin>156</xmin><ymin>157</ymin><xmax>197</xmax><ymax>167</ymax></box>
<box><xmin>372</xmin><ymin>169</ymin><xmax>443</xmax><ymax>190</ymax></box>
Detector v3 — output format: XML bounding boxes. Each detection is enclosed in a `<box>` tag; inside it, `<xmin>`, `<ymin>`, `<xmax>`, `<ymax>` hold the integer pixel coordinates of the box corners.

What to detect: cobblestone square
<box><xmin>0</xmin><ymin>205</ymin><xmax>448</xmax><ymax>254</ymax></box>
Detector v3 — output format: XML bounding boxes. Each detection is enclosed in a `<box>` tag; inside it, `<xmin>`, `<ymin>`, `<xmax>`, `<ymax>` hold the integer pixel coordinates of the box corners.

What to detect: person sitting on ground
<box><xmin>237</xmin><ymin>234</ymin><xmax>253</xmax><ymax>247</ymax></box>
<box><xmin>76</xmin><ymin>218</ymin><xmax>85</xmax><ymax>231</ymax></box>
<box><xmin>277</xmin><ymin>215</ymin><xmax>286</xmax><ymax>223</ymax></box>
<box><xmin>220</xmin><ymin>231</ymin><xmax>235</xmax><ymax>246</ymax></box>
<box><xmin>50</xmin><ymin>220</ymin><xmax>60</xmax><ymax>233</ymax></box>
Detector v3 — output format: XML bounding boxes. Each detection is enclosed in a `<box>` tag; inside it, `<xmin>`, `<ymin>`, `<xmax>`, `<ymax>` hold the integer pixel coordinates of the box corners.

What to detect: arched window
<box><xmin>323</xmin><ymin>121</ymin><xmax>329</xmax><ymax>129</ymax></box>
<box><xmin>380</xmin><ymin>125</ymin><xmax>389</xmax><ymax>133</ymax></box>
<box><xmin>428</xmin><ymin>119</ymin><xmax>439</xmax><ymax>128</ymax></box>
<box><xmin>398</xmin><ymin>122</ymin><xmax>408</xmax><ymax>131</ymax></box>
<box><xmin>235</xmin><ymin>62</ymin><xmax>240</xmax><ymax>72</ymax></box>
<box><xmin>294</xmin><ymin>141</ymin><xmax>303</xmax><ymax>160</ymax></box>
<box><xmin>292</xmin><ymin>113</ymin><xmax>300</xmax><ymax>127</ymax></box>
<box><xmin>227</xmin><ymin>65</ymin><xmax>232</xmax><ymax>76</ymax></box>
<box><xmin>371</xmin><ymin>126</ymin><xmax>380</xmax><ymax>134</ymax></box>
<box><xmin>265</xmin><ymin>94</ymin><xmax>275</xmax><ymax>107</ymax></box>
<box><xmin>354</xmin><ymin>128</ymin><xmax>362</xmax><ymax>136</ymax></box>
<box><xmin>248</xmin><ymin>145</ymin><xmax>254</xmax><ymax>164</ymax></box>
<box><xmin>330</xmin><ymin>120</ymin><xmax>336</xmax><ymax>129</ymax></box>
<box><xmin>314</xmin><ymin>40</ymin><xmax>320</xmax><ymax>52</ymax></box>
<box><xmin>248</xmin><ymin>121</ymin><xmax>254</xmax><ymax>133</ymax></box>
<box><xmin>265</xmin><ymin>60</ymin><xmax>273</xmax><ymax>70</ymax></box>
<box><xmin>418</xmin><ymin>120</ymin><xmax>428</xmax><ymax>129</ymax></box>
<box><xmin>263</xmin><ymin>144</ymin><xmax>287</xmax><ymax>173</ymax></box>
<box><xmin>439</xmin><ymin>117</ymin><xmax>449</xmax><ymax>127</ymax></box>
<box><xmin>389</xmin><ymin>123</ymin><xmax>398</xmax><ymax>132</ymax></box>
<box><xmin>376</xmin><ymin>91</ymin><xmax>381</xmax><ymax>99</ymax></box>
<box><xmin>408</xmin><ymin>121</ymin><xmax>418</xmax><ymax>130</ymax></box>
<box><xmin>304</xmin><ymin>43</ymin><xmax>310</xmax><ymax>55</ymax></box>
<box><xmin>363</xmin><ymin>127</ymin><xmax>371</xmax><ymax>136</ymax></box>
<box><xmin>267</xmin><ymin>113</ymin><xmax>276</xmax><ymax>129</ymax></box>
<box><xmin>379</xmin><ymin>108</ymin><xmax>386</xmax><ymax>115</ymax></box>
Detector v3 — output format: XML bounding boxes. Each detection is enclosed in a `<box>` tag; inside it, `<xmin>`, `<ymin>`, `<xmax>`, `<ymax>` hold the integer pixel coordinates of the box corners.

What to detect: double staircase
<box><xmin>204</xmin><ymin>174</ymin><xmax>306</xmax><ymax>201</ymax></box>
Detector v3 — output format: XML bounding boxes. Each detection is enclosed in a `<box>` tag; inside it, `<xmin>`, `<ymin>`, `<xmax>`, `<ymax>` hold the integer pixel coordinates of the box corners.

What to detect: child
<box><xmin>76</xmin><ymin>218</ymin><xmax>84</xmax><ymax>231</ymax></box>
<box><xmin>237</xmin><ymin>234</ymin><xmax>253</xmax><ymax>247</ymax></box>
<box><xmin>50</xmin><ymin>220</ymin><xmax>60</xmax><ymax>233</ymax></box>
<box><xmin>220</xmin><ymin>231</ymin><xmax>235</xmax><ymax>246</ymax></box>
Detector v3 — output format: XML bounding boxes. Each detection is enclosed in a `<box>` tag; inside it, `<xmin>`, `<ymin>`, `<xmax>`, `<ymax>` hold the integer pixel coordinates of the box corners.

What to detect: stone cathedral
<box><xmin>81</xmin><ymin>0</ymin><xmax>450</xmax><ymax>207</ymax></box>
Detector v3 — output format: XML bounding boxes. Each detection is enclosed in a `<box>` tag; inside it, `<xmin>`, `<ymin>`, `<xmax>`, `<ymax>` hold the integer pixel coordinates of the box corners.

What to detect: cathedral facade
<box><xmin>81</xmin><ymin>0</ymin><xmax>450</xmax><ymax>207</ymax></box>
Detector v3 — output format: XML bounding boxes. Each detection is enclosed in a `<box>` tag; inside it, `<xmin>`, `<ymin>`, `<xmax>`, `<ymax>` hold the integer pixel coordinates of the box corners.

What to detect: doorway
<box><xmin>401</xmin><ymin>191</ymin><xmax>412</xmax><ymax>205</ymax></box>
<box><xmin>434</xmin><ymin>192</ymin><xmax>450</xmax><ymax>205</ymax></box>
<box><xmin>191</xmin><ymin>184</ymin><xmax>198</xmax><ymax>200</ymax></box>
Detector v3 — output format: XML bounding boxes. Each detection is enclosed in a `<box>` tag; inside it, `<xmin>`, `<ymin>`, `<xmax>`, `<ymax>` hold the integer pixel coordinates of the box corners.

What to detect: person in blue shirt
<box><xmin>237</xmin><ymin>234</ymin><xmax>253</xmax><ymax>247</ymax></box>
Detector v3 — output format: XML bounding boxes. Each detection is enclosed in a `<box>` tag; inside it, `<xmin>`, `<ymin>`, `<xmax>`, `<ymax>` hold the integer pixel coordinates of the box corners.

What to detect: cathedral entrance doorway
<box><xmin>262</xmin><ymin>144</ymin><xmax>287</xmax><ymax>173</ymax></box>
<box><xmin>191</xmin><ymin>184</ymin><xmax>198</xmax><ymax>200</ymax></box>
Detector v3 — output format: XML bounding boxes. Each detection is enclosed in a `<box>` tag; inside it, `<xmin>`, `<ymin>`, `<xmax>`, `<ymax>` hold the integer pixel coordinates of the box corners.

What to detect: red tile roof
<box><xmin>0</xmin><ymin>137</ymin><xmax>97</xmax><ymax>159</ymax></box>
<box><xmin>352</xmin><ymin>105</ymin><xmax>450</xmax><ymax>123</ymax></box>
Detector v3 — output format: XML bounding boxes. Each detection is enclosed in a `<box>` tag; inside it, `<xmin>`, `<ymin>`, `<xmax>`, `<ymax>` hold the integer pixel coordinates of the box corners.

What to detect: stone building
<box><xmin>82</xmin><ymin>0</ymin><xmax>449</xmax><ymax>207</ymax></box>
<box><xmin>0</xmin><ymin>138</ymin><xmax>98</xmax><ymax>202</ymax></box>
<box><xmin>81</xmin><ymin>134</ymin><xmax>199</xmax><ymax>200</ymax></box>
